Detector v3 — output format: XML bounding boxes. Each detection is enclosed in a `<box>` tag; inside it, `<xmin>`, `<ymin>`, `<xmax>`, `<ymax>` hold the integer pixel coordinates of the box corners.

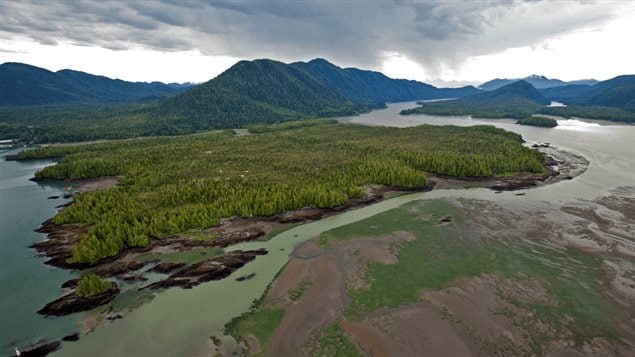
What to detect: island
<box><xmin>516</xmin><ymin>116</ymin><xmax>558</xmax><ymax>127</ymax></box>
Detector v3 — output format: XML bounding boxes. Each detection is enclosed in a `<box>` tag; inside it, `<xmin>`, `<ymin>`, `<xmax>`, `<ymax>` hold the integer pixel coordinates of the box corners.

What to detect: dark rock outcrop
<box><xmin>93</xmin><ymin>260</ymin><xmax>145</xmax><ymax>277</ymax></box>
<box><xmin>149</xmin><ymin>262</ymin><xmax>186</xmax><ymax>274</ymax></box>
<box><xmin>37</xmin><ymin>285</ymin><xmax>119</xmax><ymax>316</ymax></box>
<box><xmin>145</xmin><ymin>249</ymin><xmax>267</xmax><ymax>290</ymax></box>
<box><xmin>61</xmin><ymin>333</ymin><xmax>80</xmax><ymax>341</ymax></box>
<box><xmin>61</xmin><ymin>278</ymin><xmax>80</xmax><ymax>289</ymax></box>
<box><xmin>12</xmin><ymin>340</ymin><xmax>60</xmax><ymax>356</ymax></box>
<box><xmin>212</xmin><ymin>227</ymin><xmax>266</xmax><ymax>247</ymax></box>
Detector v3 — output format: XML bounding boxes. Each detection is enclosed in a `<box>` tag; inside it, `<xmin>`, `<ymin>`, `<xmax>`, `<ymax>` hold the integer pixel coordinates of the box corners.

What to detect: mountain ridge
<box><xmin>479</xmin><ymin>75</ymin><xmax>598</xmax><ymax>91</ymax></box>
<box><xmin>0</xmin><ymin>62</ymin><xmax>192</xmax><ymax>107</ymax></box>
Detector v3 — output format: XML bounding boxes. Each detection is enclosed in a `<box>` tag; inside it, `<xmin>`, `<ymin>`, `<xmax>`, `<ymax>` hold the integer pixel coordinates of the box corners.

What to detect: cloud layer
<box><xmin>1</xmin><ymin>0</ymin><xmax>631</xmax><ymax>78</ymax></box>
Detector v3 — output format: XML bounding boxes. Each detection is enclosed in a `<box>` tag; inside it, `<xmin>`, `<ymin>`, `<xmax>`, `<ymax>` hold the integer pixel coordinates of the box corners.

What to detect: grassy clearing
<box><xmin>224</xmin><ymin>281</ymin><xmax>285</xmax><ymax>356</ymax></box>
<box><xmin>310</xmin><ymin>321</ymin><xmax>363</xmax><ymax>357</ymax></box>
<box><xmin>319</xmin><ymin>198</ymin><xmax>618</xmax><ymax>348</ymax></box>
<box><xmin>229</xmin><ymin>307</ymin><xmax>284</xmax><ymax>356</ymax></box>
<box><xmin>134</xmin><ymin>247</ymin><xmax>224</xmax><ymax>264</ymax></box>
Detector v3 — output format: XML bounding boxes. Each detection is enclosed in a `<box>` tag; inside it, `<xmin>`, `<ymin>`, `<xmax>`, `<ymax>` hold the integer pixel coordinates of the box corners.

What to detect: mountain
<box><xmin>479</xmin><ymin>75</ymin><xmax>596</xmax><ymax>91</ymax></box>
<box><xmin>401</xmin><ymin>81</ymin><xmax>550</xmax><ymax>119</ymax></box>
<box><xmin>156</xmin><ymin>59</ymin><xmax>366</xmax><ymax>129</ymax></box>
<box><xmin>463</xmin><ymin>80</ymin><xmax>550</xmax><ymax>105</ymax></box>
<box><xmin>538</xmin><ymin>84</ymin><xmax>591</xmax><ymax>103</ymax></box>
<box><xmin>157</xmin><ymin>58</ymin><xmax>481</xmax><ymax>128</ymax></box>
<box><xmin>0</xmin><ymin>62</ymin><xmax>188</xmax><ymax>106</ymax></box>
<box><xmin>568</xmin><ymin>79</ymin><xmax>599</xmax><ymax>86</ymax></box>
<box><xmin>539</xmin><ymin>75</ymin><xmax>635</xmax><ymax>110</ymax></box>
<box><xmin>571</xmin><ymin>75</ymin><xmax>635</xmax><ymax>108</ymax></box>
<box><xmin>290</xmin><ymin>58</ymin><xmax>479</xmax><ymax>105</ymax></box>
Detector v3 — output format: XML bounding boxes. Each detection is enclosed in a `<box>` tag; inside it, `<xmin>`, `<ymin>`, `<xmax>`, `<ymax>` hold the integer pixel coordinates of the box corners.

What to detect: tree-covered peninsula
<box><xmin>516</xmin><ymin>117</ymin><xmax>558</xmax><ymax>127</ymax></box>
<box><xmin>19</xmin><ymin>123</ymin><xmax>544</xmax><ymax>264</ymax></box>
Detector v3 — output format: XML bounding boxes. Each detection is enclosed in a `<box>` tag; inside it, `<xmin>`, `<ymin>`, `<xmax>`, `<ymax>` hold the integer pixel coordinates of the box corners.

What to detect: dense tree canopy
<box><xmin>20</xmin><ymin>123</ymin><xmax>544</xmax><ymax>264</ymax></box>
<box><xmin>75</xmin><ymin>273</ymin><xmax>112</xmax><ymax>297</ymax></box>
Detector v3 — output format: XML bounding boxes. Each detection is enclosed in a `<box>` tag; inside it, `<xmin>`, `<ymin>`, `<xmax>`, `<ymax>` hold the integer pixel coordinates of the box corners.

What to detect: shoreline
<box><xmin>28</xmin><ymin>143</ymin><xmax>576</xmax><ymax>280</ymax></box>
<box><xmin>17</xmin><ymin>145</ymin><xmax>584</xmax><ymax>353</ymax></box>
<box><xmin>28</xmin><ymin>150</ymin><xmax>569</xmax><ymax>288</ymax></box>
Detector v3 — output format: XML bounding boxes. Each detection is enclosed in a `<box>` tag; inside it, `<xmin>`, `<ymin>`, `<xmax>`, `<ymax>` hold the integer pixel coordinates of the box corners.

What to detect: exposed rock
<box><xmin>31</xmin><ymin>220</ymin><xmax>88</xmax><ymax>269</ymax></box>
<box><xmin>93</xmin><ymin>260</ymin><xmax>145</xmax><ymax>277</ymax></box>
<box><xmin>121</xmin><ymin>274</ymin><xmax>148</xmax><ymax>283</ymax></box>
<box><xmin>145</xmin><ymin>249</ymin><xmax>267</xmax><ymax>290</ymax></box>
<box><xmin>236</xmin><ymin>273</ymin><xmax>257</xmax><ymax>282</ymax></box>
<box><xmin>12</xmin><ymin>340</ymin><xmax>60</xmax><ymax>356</ymax></box>
<box><xmin>213</xmin><ymin>227</ymin><xmax>266</xmax><ymax>247</ymax></box>
<box><xmin>61</xmin><ymin>278</ymin><xmax>80</xmax><ymax>289</ymax></box>
<box><xmin>106</xmin><ymin>314</ymin><xmax>123</xmax><ymax>321</ymax></box>
<box><xmin>38</xmin><ymin>285</ymin><xmax>119</xmax><ymax>316</ymax></box>
<box><xmin>46</xmin><ymin>195</ymin><xmax>60</xmax><ymax>199</ymax></box>
<box><xmin>149</xmin><ymin>262</ymin><xmax>186</xmax><ymax>274</ymax></box>
<box><xmin>61</xmin><ymin>333</ymin><xmax>80</xmax><ymax>341</ymax></box>
<box><xmin>278</xmin><ymin>209</ymin><xmax>324</xmax><ymax>223</ymax></box>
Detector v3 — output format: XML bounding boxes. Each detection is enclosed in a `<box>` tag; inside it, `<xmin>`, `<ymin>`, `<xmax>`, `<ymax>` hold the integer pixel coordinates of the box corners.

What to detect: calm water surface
<box><xmin>0</xmin><ymin>150</ymin><xmax>79</xmax><ymax>355</ymax></box>
<box><xmin>2</xmin><ymin>102</ymin><xmax>633</xmax><ymax>356</ymax></box>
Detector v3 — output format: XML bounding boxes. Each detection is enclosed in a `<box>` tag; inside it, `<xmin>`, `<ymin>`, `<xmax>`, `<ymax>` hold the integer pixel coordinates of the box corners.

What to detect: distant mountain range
<box><xmin>401</xmin><ymin>80</ymin><xmax>550</xmax><ymax>119</ymax></box>
<box><xmin>1</xmin><ymin>58</ymin><xmax>633</xmax><ymax>143</ymax></box>
<box><xmin>0</xmin><ymin>62</ymin><xmax>193</xmax><ymax>106</ymax></box>
<box><xmin>402</xmin><ymin>74</ymin><xmax>635</xmax><ymax>122</ymax></box>
<box><xmin>479</xmin><ymin>75</ymin><xmax>598</xmax><ymax>91</ymax></box>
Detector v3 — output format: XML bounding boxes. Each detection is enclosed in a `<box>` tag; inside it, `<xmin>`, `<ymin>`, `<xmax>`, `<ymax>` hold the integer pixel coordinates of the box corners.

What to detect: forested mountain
<box><xmin>571</xmin><ymin>75</ymin><xmax>635</xmax><ymax>110</ymax></box>
<box><xmin>539</xmin><ymin>75</ymin><xmax>635</xmax><ymax>110</ymax></box>
<box><xmin>401</xmin><ymin>81</ymin><xmax>550</xmax><ymax>118</ymax></box>
<box><xmin>156</xmin><ymin>59</ymin><xmax>367</xmax><ymax>128</ymax></box>
<box><xmin>461</xmin><ymin>81</ymin><xmax>550</xmax><ymax>105</ymax></box>
<box><xmin>157</xmin><ymin>58</ymin><xmax>481</xmax><ymax>126</ymax></box>
<box><xmin>479</xmin><ymin>75</ymin><xmax>597</xmax><ymax>91</ymax></box>
<box><xmin>290</xmin><ymin>58</ymin><xmax>479</xmax><ymax>105</ymax></box>
<box><xmin>0</xmin><ymin>58</ymin><xmax>483</xmax><ymax>143</ymax></box>
<box><xmin>0</xmin><ymin>62</ymin><xmax>188</xmax><ymax>106</ymax></box>
<box><xmin>538</xmin><ymin>84</ymin><xmax>591</xmax><ymax>103</ymax></box>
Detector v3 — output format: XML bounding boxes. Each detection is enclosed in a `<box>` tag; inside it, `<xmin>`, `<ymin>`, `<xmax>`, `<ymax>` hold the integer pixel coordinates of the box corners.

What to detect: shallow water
<box><xmin>3</xmin><ymin>102</ymin><xmax>634</xmax><ymax>356</ymax></box>
<box><xmin>0</xmin><ymin>150</ymin><xmax>79</xmax><ymax>355</ymax></box>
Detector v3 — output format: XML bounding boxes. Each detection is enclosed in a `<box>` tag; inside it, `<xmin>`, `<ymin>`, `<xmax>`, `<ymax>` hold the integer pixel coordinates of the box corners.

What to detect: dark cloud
<box><xmin>0</xmin><ymin>0</ymin><xmax>627</xmax><ymax>74</ymax></box>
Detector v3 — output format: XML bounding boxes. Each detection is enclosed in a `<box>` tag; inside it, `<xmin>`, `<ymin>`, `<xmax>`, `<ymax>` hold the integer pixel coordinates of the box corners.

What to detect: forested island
<box><xmin>18</xmin><ymin>122</ymin><xmax>545</xmax><ymax>265</ymax></box>
<box><xmin>516</xmin><ymin>117</ymin><xmax>558</xmax><ymax>127</ymax></box>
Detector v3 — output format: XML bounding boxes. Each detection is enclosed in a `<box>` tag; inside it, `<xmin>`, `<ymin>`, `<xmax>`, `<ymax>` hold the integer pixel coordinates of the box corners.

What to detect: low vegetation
<box><xmin>19</xmin><ymin>123</ymin><xmax>543</xmax><ymax>264</ymax></box>
<box><xmin>320</xmin><ymin>199</ymin><xmax>618</xmax><ymax>348</ymax></box>
<box><xmin>309</xmin><ymin>322</ymin><xmax>362</xmax><ymax>357</ymax></box>
<box><xmin>75</xmin><ymin>273</ymin><xmax>112</xmax><ymax>297</ymax></box>
<box><xmin>516</xmin><ymin>116</ymin><xmax>558</xmax><ymax>127</ymax></box>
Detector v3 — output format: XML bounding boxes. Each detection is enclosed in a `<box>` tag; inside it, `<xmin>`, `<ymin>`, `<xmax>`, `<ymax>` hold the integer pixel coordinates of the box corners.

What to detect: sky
<box><xmin>1</xmin><ymin>0</ymin><xmax>634</xmax><ymax>87</ymax></box>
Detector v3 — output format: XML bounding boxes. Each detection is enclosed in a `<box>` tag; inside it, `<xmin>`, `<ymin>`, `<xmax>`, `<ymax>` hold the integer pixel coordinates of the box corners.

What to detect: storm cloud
<box><xmin>0</xmin><ymin>0</ymin><xmax>629</xmax><ymax>76</ymax></box>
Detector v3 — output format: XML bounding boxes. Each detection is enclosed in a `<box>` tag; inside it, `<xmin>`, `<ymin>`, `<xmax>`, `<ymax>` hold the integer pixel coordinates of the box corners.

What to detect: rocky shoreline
<box><xmin>37</xmin><ymin>285</ymin><xmax>120</xmax><ymax>317</ymax></box>
<box><xmin>144</xmin><ymin>249</ymin><xmax>268</xmax><ymax>290</ymax></box>
<box><xmin>27</xmin><ymin>146</ymin><xmax>578</xmax><ymax>323</ymax></box>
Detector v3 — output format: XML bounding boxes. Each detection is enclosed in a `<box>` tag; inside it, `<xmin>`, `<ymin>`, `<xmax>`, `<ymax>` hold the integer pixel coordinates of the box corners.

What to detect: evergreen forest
<box><xmin>18</xmin><ymin>123</ymin><xmax>545</xmax><ymax>264</ymax></box>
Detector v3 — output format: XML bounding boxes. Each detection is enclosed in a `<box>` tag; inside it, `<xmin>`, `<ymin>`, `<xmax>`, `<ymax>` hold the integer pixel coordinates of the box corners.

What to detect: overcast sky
<box><xmin>1</xmin><ymin>0</ymin><xmax>634</xmax><ymax>86</ymax></box>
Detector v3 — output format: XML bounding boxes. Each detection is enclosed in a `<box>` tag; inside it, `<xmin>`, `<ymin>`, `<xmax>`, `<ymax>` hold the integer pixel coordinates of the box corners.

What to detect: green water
<box><xmin>0</xmin><ymin>149</ymin><xmax>79</xmax><ymax>355</ymax></box>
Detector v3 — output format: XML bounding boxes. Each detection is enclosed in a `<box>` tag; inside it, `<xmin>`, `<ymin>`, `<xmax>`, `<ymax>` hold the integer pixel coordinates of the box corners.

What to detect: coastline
<box><xmin>13</xmin><ymin>143</ymin><xmax>586</xmax><ymax>355</ymax></box>
<box><xmin>28</xmin><ymin>146</ymin><xmax>575</xmax><ymax>281</ymax></box>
